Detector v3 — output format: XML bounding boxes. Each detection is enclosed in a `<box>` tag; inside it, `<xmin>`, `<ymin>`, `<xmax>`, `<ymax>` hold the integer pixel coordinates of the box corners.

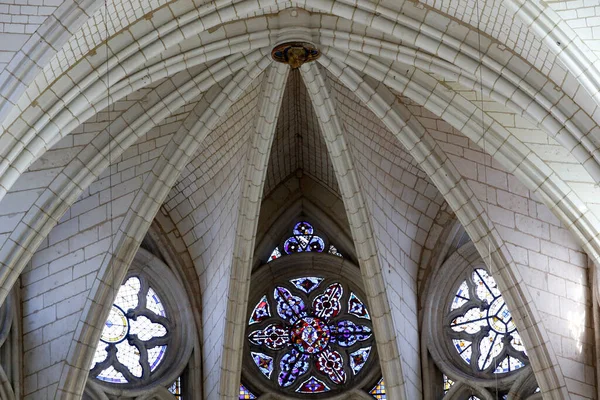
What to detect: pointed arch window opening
<box><xmin>268</xmin><ymin>221</ymin><xmax>343</xmax><ymax>262</ymax></box>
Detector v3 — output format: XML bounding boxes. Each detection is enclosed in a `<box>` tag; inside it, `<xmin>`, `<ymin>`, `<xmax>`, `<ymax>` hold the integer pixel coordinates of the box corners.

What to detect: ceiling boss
<box><xmin>271</xmin><ymin>42</ymin><xmax>321</xmax><ymax>69</ymax></box>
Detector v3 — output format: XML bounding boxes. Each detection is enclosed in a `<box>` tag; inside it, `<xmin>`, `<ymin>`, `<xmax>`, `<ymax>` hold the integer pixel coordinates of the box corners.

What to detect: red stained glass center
<box><xmin>290</xmin><ymin>317</ymin><xmax>330</xmax><ymax>354</ymax></box>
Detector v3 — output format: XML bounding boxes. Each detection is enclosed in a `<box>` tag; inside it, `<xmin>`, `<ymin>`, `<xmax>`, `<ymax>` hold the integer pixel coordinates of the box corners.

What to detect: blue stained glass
<box><xmin>290</xmin><ymin>277</ymin><xmax>323</xmax><ymax>293</ymax></box>
<box><xmin>293</xmin><ymin>221</ymin><xmax>314</xmax><ymax>235</ymax></box>
<box><xmin>274</xmin><ymin>287</ymin><xmax>306</xmax><ymax>323</ymax></box>
<box><xmin>349</xmin><ymin>346</ymin><xmax>371</xmax><ymax>374</ymax></box>
<box><xmin>331</xmin><ymin>320</ymin><xmax>372</xmax><ymax>346</ymax></box>
<box><xmin>312</xmin><ymin>283</ymin><xmax>343</xmax><ymax>321</ymax></box>
<box><xmin>268</xmin><ymin>221</ymin><xmax>343</xmax><ymax>261</ymax></box>
<box><xmin>296</xmin><ymin>376</ymin><xmax>330</xmax><ymax>393</ymax></box>
<box><xmin>239</xmin><ymin>384</ymin><xmax>256</xmax><ymax>399</ymax></box>
<box><xmin>348</xmin><ymin>292</ymin><xmax>370</xmax><ymax>320</ymax></box>
<box><xmin>251</xmin><ymin>352</ymin><xmax>274</xmax><ymax>379</ymax></box>
<box><xmin>370</xmin><ymin>378</ymin><xmax>386</xmax><ymax>399</ymax></box>
<box><xmin>249</xmin><ymin>295</ymin><xmax>271</xmax><ymax>324</ymax></box>
<box><xmin>278</xmin><ymin>349</ymin><xmax>310</xmax><ymax>387</ymax></box>
<box><xmin>247</xmin><ymin>278</ymin><xmax>374</xmax><ymax>393</ymax></box>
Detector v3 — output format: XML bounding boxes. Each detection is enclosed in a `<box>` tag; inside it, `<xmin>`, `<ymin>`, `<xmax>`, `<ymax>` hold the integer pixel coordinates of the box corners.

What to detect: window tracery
<box><xmin>448</xmin><ymin>268</ymin><xmax>527</xmax><ymax>374</ymax></box>
<box><xmin>247</xmin><ymin>278</ymin><xmax>374</xmax><ymax>393</ymax></box>
<box><xmin>91</xmin><ymin>276</ymin><xmax>170</xmax><ymax>384</ymax></box>
<box><xmin>425</xmin><ymin>242</ymin><xmax>539</xmax><ymax>399</ymax></box>
<box><xmin>86</xmin><ymin>249</ymin><xmax>195</xmax><ymax>398</ymax></box>
<box><xmin>239</xmin><ymin>384</ymin><xmax>257</xmax><ymax>399</ymax></box>
<box><xmin>244</xmin><ymin>246</ymin><xmax>380</xmax><ymax>398</ymax></box>
<box><xmin>268</xmin><ymin>221</ymin><xmax>343</xmax><ymax>262</ymax></box>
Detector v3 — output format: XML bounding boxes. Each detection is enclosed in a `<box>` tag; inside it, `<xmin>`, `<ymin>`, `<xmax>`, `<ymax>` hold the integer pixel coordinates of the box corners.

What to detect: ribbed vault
<box><xmin>0</xmin><ymin>2</ymin><xmax>598</xmax><ymax>399</ymax></box>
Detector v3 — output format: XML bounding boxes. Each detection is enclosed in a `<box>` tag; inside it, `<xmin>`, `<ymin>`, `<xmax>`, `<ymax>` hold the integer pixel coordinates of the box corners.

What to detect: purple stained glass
<box><xmin>282</xmin><ymin>222</ymin><xmax>327</xmax><ymax>254</ymax></box>
<box><xmin>331</xmin><ymin>320</ymin><xmax>372</xmax><ymax>347</ymax></box>
<box><xmin>239</xmin><ymin>384</ymin><xmax>257</xmax><ymax>399</ymax></box>
<box><xmin>251</xmin><ymin>352</ymin><xmax>274</xmax><ymax>378</ymax></box>
<box><xmin>312</xmin><ymin>283</ymin><xmax>343</xmax><ymax>321</ymax></box>
<box><xmin>249</xmin><ymin>295</ymin><xmax>271</xmax><ymax>325</ymax></box>
<box><xmin>306</xmin><ymin>236</ymin><xmax>325</xmax><ymax>252</ymax></box>
<box><xmin>274</xmin><ymin>287</ymin><xmax>306</xmax><ymax>323</ymax></box>
<box><xmin>278</xmin><ymin>349</ymin><xmax>310</xmax><ymax>387</ymax></box>
<box><xmin>247</xmin><ymin>278</ymin><xmax>374</xmax><ymax>392</ymax></box>
<box><xmin>296</xmin><ymin>376</ymin><xmax>330</xmax><ymax>393</ymax></box>
<box><xmin>284</xmin><ymin>236</ymin><xmax>303</xmax><ymax>254</ymax></box>
<box><xmin>271</xmin><ymin>221</ymin><xmax>343</xmax><ymax>260</ymax></box>
<box><xmin>348</xmin><ymin>292</ymin><xmax>370</xmax><ymax>320</ymax></box>
<box><xmin>290</xmin><ymin>277</ymin><xmax>323</xmax><ymax>293</ymax></box>
<box><xmin>316</xmin><ymin>349</ymin><xmax>346</xmax><ymax>384</ymax></box>
<box><xmin>248</xmin><ymin>324</ymin><xmax>289</xmax><ymax>350</ymax></box>
<box><xmin>293</xmin><ymin>221</ymin><xmax>314</xmax><ymax>235</ymax></box>
<box><xmin>349</xmin><ymin>346</ymin><xmax>371</xmax><ymax>375</ymax></box>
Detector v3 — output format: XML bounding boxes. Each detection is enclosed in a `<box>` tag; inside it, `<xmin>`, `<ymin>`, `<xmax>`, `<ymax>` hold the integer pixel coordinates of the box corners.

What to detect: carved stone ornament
<box><xmin>271</xmin><ymin>42</ymin><xmax>321</xmax><ymax>69</ymax></box>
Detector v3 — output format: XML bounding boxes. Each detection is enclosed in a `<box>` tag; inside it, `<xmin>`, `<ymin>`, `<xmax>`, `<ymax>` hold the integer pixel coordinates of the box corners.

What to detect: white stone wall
<box><xmin>409</xmin><ymin>99</ymin><xmax>595</xmax><ymax>399</ymax></box>
<box><xmin>328</xmin><ymin>75</ymin><xmax>445</xmax><ymax>400</ymax></box>
<box><xmin>161</xmin><ymin>78</ymin><xmax>262</xmax><ymax>398</ymax></box>
<box><xmin>19</xmin><ymin>113</ymin><xmax>180</xmax><ymax>398</ymax></box>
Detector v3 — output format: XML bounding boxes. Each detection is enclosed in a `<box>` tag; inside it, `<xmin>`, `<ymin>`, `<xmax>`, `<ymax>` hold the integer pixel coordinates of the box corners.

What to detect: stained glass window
<box><xmin>168</xmin><ymin>376</ymin><xmax>182</xmax><ymax>397</ymax></box>
<box><xmin>370</xmin><ymin>378</ymin><xmax>386</xmax><ymax>399</ymax></box>
<box><xmin>90</xmin><ymin>276</ymin><xmax>170</xmax><ymax>384</ymax></box>
<box><xmin>267</xmin><ymin>221</ymin><xmax>342</xmax><ymax>262</ymax></box>
<box><xmin>448</xmin><ymin>269</ymin><xmax>527</xmax><ymax>374</ymax></box>
<box><xmin>247</xmin><ymin>278</ymin><xmax>374</xmax><ymax>394</ymax></box>
<box><xmin>239</xmin><ymin>384</ymin><xmax>257</xmax><ymax>399</ymax></box>
<box><xmin>443</xmin><ymin>374</ymin><xmax>454</xmax><ymax>394</ymax></box>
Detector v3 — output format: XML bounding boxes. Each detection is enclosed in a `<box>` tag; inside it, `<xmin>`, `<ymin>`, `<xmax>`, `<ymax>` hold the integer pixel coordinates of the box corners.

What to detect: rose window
<box><xmin>90</xmin><ymin>276</ymin><xmax>171</xmax><ymax>383</ymax></box>
<box><xmin>247</xmin><ymin>277</ymin><xmax>375</xmax><ymax>394</ymax></box>
<box><xmin>447</xmin><ymin>269</ymin><xmax>527</xmax><ymax>374</ymax></box>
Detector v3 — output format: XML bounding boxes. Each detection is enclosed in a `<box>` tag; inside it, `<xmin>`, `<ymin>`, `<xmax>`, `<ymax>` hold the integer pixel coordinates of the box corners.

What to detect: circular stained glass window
<box><xmin>246</xmin><ymin>275</ymin><xmax>376</xmax><ymax>396</ymax></box>
<box><xmin>447</xmin><ymin>268</ymin><xmax>528</xmax><ymax>375</ymax></box>
<box><xmin>90</xmin><ymin>276</ymin><xmax>170</xmax><ymax>384</ymax></box>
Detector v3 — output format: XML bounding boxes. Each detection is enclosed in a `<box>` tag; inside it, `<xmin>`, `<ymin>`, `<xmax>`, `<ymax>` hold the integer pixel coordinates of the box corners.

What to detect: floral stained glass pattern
<box><xmin>370</xmin><ymin>378</ymin><xmax>386</xmax><ymax>399</ymax></box>
<box><xmin>448</xmin><ymin>269</ymin><xmax>527</xmax><ymax>374</ymax></box>
<box><xmin>90</xmin><ymin>277</ymin><xmax>170</xmax><ymax>384</ymax></box>
<box><xmin>247</xmin><ymin>279</ymin><xmax>374</xmax><ymax>393</ymax></box>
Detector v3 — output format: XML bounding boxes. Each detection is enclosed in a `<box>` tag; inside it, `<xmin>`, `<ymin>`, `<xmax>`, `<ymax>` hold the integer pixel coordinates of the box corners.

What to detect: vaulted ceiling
<box><xmin>1</xmin><ymin>1</ymin><xmax>600</xmax><ymax>399</ymax></box>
